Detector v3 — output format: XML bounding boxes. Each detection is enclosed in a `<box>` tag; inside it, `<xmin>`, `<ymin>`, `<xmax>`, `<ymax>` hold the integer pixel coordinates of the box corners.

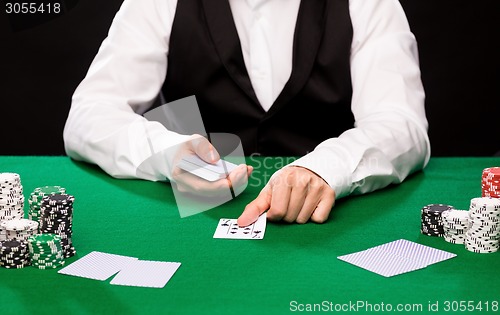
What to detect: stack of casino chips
<box><xmin>465</xmin><ymin>197</ymin><xmax>500</xmax><ymax>253</ymax></box>
<box><xmin>441</xmin><ymin>209</ymin><xmax>469</xmax><ymax>244</ymax></box>
<box><xmin>28</xmin><ymin>185</ymin><xmax>66</xmax><ymax>225</ymax></box>
<box><xmin>27</xmin><ymin>234</ymin><xmax>65</xmax><ymax>269</ymax></box>
<box><xmin>0</xmin><ymin>218</ymin><xmax>39</xmax><ymax>241</ymax></box>
<box><xmin>39</xmin><ymin>193</ymin><xmax>76</xmax><ymax>258</ymax></box>
<box><xmin>0</xmin><ymin>173</ymin><xmax>25</xmax><ymax>241</ymax></box>
<box><xmin>420</xmin><ymin>204</ymin><xmax>455</xmax><ymax>237</ymax></box>
<box><xmin>0</xmin><ymin>239</ymin><xmax>30</xmax><ymax>269</ymax></box>
<box><xmin>482</xmin><ymin>167</ymin><xmax>500</xmax><ymax>198</ymax></box>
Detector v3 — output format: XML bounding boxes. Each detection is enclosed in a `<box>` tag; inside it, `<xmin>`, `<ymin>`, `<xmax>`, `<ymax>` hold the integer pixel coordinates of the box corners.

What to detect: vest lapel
<box><xmin>265</xmin><ymin>0</ymin><xmax>327</xmax><ymax>119</ymax></box>
<box><xmin>201</xmin><ymin>0</ymin><xmax>327</xmax><ymax>118</ymax></box>
<box><xmin>201</xmin><ymin>0</ymin><xmax>262</xmax><ymax>109</ymax></box>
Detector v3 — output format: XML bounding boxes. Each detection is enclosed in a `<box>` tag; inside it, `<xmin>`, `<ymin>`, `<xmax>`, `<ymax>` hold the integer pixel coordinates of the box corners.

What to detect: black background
<box><xmin>0</xmin><ymin>0</ymin><xmax>498</xmax><ymax>156</ymax></box>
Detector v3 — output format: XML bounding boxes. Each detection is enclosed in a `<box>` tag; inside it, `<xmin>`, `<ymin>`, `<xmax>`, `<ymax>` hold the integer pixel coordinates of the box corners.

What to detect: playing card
<box><xmin>213</xmin><ymin>213</ymin><xmax>266</xmax><ymax>239</ymax></box>
<box><xmin>371</xmin><ymin>239</ymin><xmax>457</xmax><ymax>266</ymax></box>
<box><xmin>337</xmin><ymin>239</ymin><xmax>456</xmax><ymax>277</ymax></box>
<box><xmin>182</xmin><ymin>154</ymin><xmax>238</xmax><ymax>174</ymax></box>
<box><xmin>178</xmin><ymin>155</ymin><xmax>238</xmax><ymax>181</ymax></box>
<box><xmin>110</xmin><ymin>260</ymin><xmax>181</xmax><ymax>288</ymax></box>
<box><xmin>337</xmin><ymin>247</ymin><xmax>428</xmax><ymax>277</ymax></box>
<box><xmin>58</xmin><ymin>251</ymin><xmax>139</xmax><ymax>280</ymax></box>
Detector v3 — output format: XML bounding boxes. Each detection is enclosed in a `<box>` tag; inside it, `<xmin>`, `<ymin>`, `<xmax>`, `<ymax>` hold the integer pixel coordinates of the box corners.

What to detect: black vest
<box><xmin>162</xmin><ymin>0</ymin><xmax>354</xmax><ymax>156</ymax></box>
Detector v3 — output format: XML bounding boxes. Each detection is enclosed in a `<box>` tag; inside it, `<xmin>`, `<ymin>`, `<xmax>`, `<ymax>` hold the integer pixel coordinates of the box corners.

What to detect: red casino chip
<box><xmin>481</xmin><ymin>167</ymin><xmax>500</xmax><ymax>198</ymax></box>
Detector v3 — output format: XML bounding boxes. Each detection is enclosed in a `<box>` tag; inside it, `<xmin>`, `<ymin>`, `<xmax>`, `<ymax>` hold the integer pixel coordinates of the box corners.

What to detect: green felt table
<box><xmin>0</xmin><ymin>156</ymin><xmax>499</xmax><ymax>315</ymax></box>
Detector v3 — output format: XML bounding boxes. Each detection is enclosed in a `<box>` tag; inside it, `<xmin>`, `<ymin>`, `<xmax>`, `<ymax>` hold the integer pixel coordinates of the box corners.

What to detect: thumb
<box><xmin>190</xmin><ymin>135</ymin><xmax>220</xmax><ymax>164</ymax></box>
<box><xmin>237</xmin><ymin>185</ymin><xmax>271</xmax><ymax>227</ymax></box>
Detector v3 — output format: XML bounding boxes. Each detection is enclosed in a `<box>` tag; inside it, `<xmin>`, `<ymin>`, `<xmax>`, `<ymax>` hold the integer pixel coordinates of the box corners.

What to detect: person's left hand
<box><xmin>170</xmin><ymin>134</ymin><xmax>252</xmax><ymax>197</ymax></box>
<box><xmin>237</xmin><ymin>166</ymin><xmax>335</xmax><ymax>226</ymax></box>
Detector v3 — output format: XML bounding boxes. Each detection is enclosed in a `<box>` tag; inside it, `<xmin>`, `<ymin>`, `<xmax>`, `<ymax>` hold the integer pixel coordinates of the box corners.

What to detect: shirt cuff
<box><xmin>133</xmin><ymin>121</ymin><xmax>192</xmax><ymax>181</ymax></box>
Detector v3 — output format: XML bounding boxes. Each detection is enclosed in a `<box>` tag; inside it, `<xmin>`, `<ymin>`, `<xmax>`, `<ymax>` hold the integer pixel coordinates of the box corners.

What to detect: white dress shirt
<box><xmin>63</xmin><ymin>0</ymin><xmax>430</xmax><ymax>199</ymax></box>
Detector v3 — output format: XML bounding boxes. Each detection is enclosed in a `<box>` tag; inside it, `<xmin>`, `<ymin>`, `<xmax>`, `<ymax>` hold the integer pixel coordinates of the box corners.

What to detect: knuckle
<box><xmin>268</xmin><ymin>207</ymin><xmax>286</xmax><ymax>220</ymax></box>
<box><xmin>285</xmin><ymin>172</ymin><xmax>296</xmax><ymax>185</ymax></box>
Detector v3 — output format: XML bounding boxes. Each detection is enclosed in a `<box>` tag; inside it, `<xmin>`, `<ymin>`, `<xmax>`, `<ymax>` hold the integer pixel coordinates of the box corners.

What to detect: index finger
<box><xmin>237</xmin><ymin>185</ymin><xmax>271</xmax><ymax>227</ymax></box>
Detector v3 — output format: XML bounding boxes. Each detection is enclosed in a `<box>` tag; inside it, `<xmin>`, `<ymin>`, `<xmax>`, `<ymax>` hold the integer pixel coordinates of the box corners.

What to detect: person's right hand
<box><xmin>171</xmin><ymin>134</ymin><xmax>252</xmax><ymax>197</ymax></box>
<box><xmin>237</xmin><ymin>165</ymin><xmax>335</xmax><ymax>226</ymax></box>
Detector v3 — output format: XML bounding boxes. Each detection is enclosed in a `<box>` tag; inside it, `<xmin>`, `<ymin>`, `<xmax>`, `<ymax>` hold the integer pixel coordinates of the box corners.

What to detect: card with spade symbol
<box><xmin>213</xmin><ymin>213</ymin><xmax>266</xmax><ymax>240</ymax></box>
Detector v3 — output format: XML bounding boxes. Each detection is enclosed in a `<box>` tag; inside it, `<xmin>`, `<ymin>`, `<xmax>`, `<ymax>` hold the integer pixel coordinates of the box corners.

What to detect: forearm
<box><xmin>291</xmin><ymin>113</ymin><xmax>429</xmax><ymax>199</ymax></box>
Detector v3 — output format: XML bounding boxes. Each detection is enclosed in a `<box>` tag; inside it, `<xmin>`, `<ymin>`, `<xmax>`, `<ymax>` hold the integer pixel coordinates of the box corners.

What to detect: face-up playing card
<box><xmin>213</xmin><ymin>213</ymin><xmax>266</xmax><ymax>239</ymax></box>
<box><xmin>177</xmin><ymin>154</ymin><xmax>238</xmax><ymax>182</ymax></box>
<box><xmin>58</xmin><ymin>251</ymin><xmax>139</xmax><ymax>280</ymax></box>
<box><xmin>337</xmin><ymin>239</ymin><xmax>456</xmax><ymax>277</ymax></box>
<box><xmin>110</xmin><ymin>260</ymin><xmax>181</xmax><ymax>288</ymax></box>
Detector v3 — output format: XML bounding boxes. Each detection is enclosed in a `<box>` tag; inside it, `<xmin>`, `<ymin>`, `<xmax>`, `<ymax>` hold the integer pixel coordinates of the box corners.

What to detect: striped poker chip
<box><xmin>465</xmin><ymin>242</ymin><xmax>499</xmax><ymax>250</ymax></box>
<box><xmin>464</xmin><ymin>197</ymin><xmax>500</xmax><ymax>253</ymax></box>
<box><xmin>444</xmin><ymin>234</ymin><xmax>466</xmax><ymax>244</ymax></box>
<box><xmin>28</xmin><ymin>233</ymin><xmax>62</xmax><ymax>245</ymax></box>
<box><xmin>30</xmin><ymin>263</ymin><xmax>64</xmax><ymax>270</ymax></box>
<box><xmin>29</xmin><ymin>186</ymin><xmax>66</xmax><ymax>223</ymax></box>
<box><xmin>0</xmin><ymin>190</ymin><xmax>23</xmax><ymax>198</ymax></box>
<box><xmin>420</xmin><ymin>204</ymin><xmax>454</xmax><ymax>237</ymax></box>
<box><xmin>0</xmin><ymin>218</ymin><xmax>38</xmax><ymax>231</ymax></box>
<box><xmin>0</xmin><ymin>196</ymin><xmax>24</xmax><ymax>205</ymax></box>
<box><xmin>39</xmin><ymin>194</ymin><xmax>76</xmax><ymax>259</ymax></box>
<box><xmin>440</xmin><ymin>209</ymin><xmax>469</xmax><ymax>244</ymax></box>
<box><xmin>482</xmin><ymin>167</ymin><xmax>500</xmax><ymax>198</ymax></box>
<box><xmin>27</xmin><ymin>234</ymin><xmax>65</xmax><ymax>269</ymax></box>
<box><xmin>42</xmin><ymin>194</ymin><xmax>74</xmax><ymax>207</ymax></box>
<box><xmin>425</xmin><ymin>168</ymin><xmax>500</xmax><ymax>253</ymax></box>
<box><xmin>0</xmin><ymin>173</ymin><xmax>21</xmax><ymax>186</ymax></box>
<box><xmin>0</xmin><ymin>219</ymin><xmax>39</xmax><ymax>242</ymax></box>
<box><xmin>0</xmin><ymin>239</ymin><xmax>30</xmax><ymax>269</ymax></box>
<box><xmin>0</xmin><ymin>239</ymin><xmax>27</xmax><ymax>252</ymax></box>
<box><xmin>442</xmin><ymin>214</ymin><xmax>469</xmax><ymax>244</ymax></box>
<box><xmin>464</xmin><ymin>246</ymin><xmax>498</xmax><ymax>254</ymax></box>
<box><xmin>0</xmin><ymin>173</ymin><xmax>25</xmax><ymax>227</ymax></box>
<box><xmin>0</xmin><ymin>187</ymin><xmax>23</xmax><ymax>195</ymax></box>
<box><xmin>0</xmin><ymin>177</ymin><xmax>75</xmax><ymax>268</ymax></box>
<box><xmin>30</xmin><ymin>186</ymin><xmax>66</xmax><ymax>201</ymax></box>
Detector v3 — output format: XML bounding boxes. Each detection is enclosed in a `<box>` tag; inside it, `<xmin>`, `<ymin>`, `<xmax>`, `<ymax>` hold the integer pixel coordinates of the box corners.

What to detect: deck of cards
<box><xmin>177</xmin><ymin>154</ymin><xmax>238</xmax><ymax>182</ymax></box>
